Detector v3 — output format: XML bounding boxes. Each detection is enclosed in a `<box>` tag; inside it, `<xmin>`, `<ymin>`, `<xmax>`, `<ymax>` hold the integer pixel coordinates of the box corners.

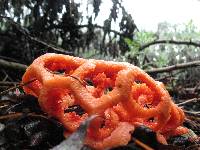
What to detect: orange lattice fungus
<box><xmin>22</xmin><ymin>53</ymin><xmax>188</xmax><ymax>149</ymax></box>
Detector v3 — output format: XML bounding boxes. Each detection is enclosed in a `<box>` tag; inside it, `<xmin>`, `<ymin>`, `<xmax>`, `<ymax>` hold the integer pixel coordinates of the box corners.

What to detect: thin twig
<box><xmin>177</xmin><ymin>98</ymin><xmax>200</xmax><ymax>106</ymax></box>
<box><xmin>132</xmin><ymin>137</ymin><xmax>154</xmax><ymax>150</ymax></box>
<box><xmin>0</xmin><ymin>112</ymin><xmax>39</xmax><ymax>121</ymax></box>
<box><xmin>139</xmin><ymin>40</ymin><xmax>200</xmax><ymax>51</ymax></box>
<box><xmin>29</xmin><ymin>36</ymin><xmax>73</xmax><ymax>55</ymax></box>
<box><xmin>0</xmin><ymin>112</ymin><xmax>23</xmax><ymax>120</ymax></box>
<box><xmin>2</xmin><ymin>74</ymin><xmax>8</xmax><ymax>82</ymax></box>
<box><xmin>78</xmin><ymin>24</ymin><xmax>124</xmax><ymax>37</ymax></box>
<box><xmin>1</xmin><ymin>69</ymin><xmax>13</xmax><ymax>82</ymax></box>
<box><xmin>69</xmin><ymin>75</ymin><xmax>88</xmax><ymax>87</ymax></box>
<box><xmin>27</xmin><ymin>113</ymin><xmax>52</xmax><ymax>120</ymax></box>
<box><xmin>146</xmin><ymin>61</ymin><xmax>200</xmax><ymax>74</ymax></box>
<box><xmin>43</xmin><ymin>23</ymin><xmax>125</xmax><ymax>37</ymax></box>
<box><xmin>193</xmin><ymin>81</ymin><xmax>200</xmax><ymax>92</ymax></box>
<box><xmin>184</xmin><ymin>110</ymin><xmax>200</xmax><ymax>115</ymax></box>
<box><xmin>185</xmin><ymin>144</ymin><xmax>200</xmax><ymax>150</ymax></box>
<box><xmin>156</xmin><ymin>70</ymin><xmax>184</xmax><ymax>81</ymax></box>
<box><xmin>0</xmin><ymin>81</ymin><xmax>19</xmax><ymax>86</ymax></box>
<box><xmin>0</xmin><ymin>78</ymin><xmax>36</xmax><ymax>95</ymax></box>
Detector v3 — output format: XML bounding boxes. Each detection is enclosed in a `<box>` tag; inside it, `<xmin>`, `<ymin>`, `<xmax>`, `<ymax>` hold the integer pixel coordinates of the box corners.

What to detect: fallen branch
<box><xmin>139</xmin><ymin>40</ymin><xmax>200</xmax><ymax>51</ymax></box>
<box><xmin>146</xmin><ymin>60</ymin><xmax>200</xmax><ymax>74</ymax></box>
<box><xmin>1</xmin><ymin>58</ymin><xmax>200</xmax><ymax>75</ymax></box>
<box><xmin>0</xmin><ymin>59</ymin><xmax>27</xmax><ymax>71</ymax></box>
